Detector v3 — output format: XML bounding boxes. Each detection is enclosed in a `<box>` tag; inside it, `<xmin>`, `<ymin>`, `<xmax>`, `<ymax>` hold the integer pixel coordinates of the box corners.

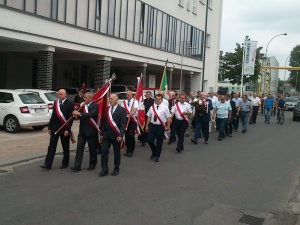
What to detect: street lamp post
<box><xmin>262</xmin><ymin>33</ymin><xmax>287</xmax><ymax>94</ymax></box>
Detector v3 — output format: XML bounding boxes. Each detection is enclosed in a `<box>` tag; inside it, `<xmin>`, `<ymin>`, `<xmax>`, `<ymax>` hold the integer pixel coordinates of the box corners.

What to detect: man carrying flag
<box><xmin>159</xmin><ymin>66</ymin><xmax>170</xmax><ymax>107</ymax></box>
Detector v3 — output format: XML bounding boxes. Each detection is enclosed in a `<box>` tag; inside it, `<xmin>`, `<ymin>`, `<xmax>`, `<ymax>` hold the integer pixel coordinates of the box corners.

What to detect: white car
<box><xmin>17</xmin><ymin>89</ymin><xmax>58</xmax><ymax>114</ymax></box>
<box><xmin>0</xmin><ymin>89</ymin><xmax>51</xmax><ymax>133</ymax></box>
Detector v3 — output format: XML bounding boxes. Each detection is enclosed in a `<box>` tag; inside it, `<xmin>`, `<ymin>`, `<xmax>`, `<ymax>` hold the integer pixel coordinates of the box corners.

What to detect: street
<box><xmin>1</xmin><ymin>111</ymin><xmax>300</xmax><ymax>225</ymax></box>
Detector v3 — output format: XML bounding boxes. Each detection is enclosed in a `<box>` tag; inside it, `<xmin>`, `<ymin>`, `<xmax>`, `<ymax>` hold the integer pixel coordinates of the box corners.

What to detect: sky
<box><xmin>220</xmin><ymin>0</ymin><xmax>300</xmax><ymax>80</ymax></box>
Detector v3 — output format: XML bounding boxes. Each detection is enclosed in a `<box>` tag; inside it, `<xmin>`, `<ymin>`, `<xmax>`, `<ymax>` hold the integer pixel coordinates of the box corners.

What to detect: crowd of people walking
<box><xmin>41</xmin><ymin>88</ymin><xmax>284</xmax><ymax>177</ymax></box>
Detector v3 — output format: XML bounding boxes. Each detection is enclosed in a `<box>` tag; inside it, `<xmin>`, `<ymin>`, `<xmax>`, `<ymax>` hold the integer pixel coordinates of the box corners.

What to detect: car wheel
<box><xmin>4</xmin><ymin>115</ymin><xmax>21</xmax><ymax>133</ymax></box>
<box><xmin>32</xmin><ymin>125</ymin><xmax>46</xmax><ymax>131</ymax></box>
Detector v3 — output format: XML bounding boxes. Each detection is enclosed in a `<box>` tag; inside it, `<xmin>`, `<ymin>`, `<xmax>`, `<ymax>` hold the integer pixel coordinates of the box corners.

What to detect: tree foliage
<box><xmin>219</xmin><ymin>36</ymin><xmax>262</xmax><ymax>85</ymax></box>
<box><xmin>287</xmin><ymin>45</ymin><xmax>300</xmax><ymax>91</ymax></box>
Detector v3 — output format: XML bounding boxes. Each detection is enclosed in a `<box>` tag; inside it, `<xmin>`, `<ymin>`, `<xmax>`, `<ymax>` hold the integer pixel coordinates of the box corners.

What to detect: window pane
<box><xmin>6</xmin><ymin>0</ymin><xmax>23</xmax><ymax>10</ymax></box>
<box><xmin>107</xmin><ymin>0</ymin><xmax>116</xmax><ymax>35</ymax></box>
<box><xmin>155</xmin><ymin>11</ymin><xmax>162</xmax><ymax>49</ymax></box>
<box><xmin>57</xmin><ymin>0</ymin><xmax>66</xmax><ymax>22</ymax></box>
<box><xmin>126</xmin><ymin>0</ymin><xmax>135</xmax><ymax>41</ymax></box>
<box><xmin>134</xmin><ymin>1</ymin><xmax>142</xmax><ymax>42</ymax></box>
<box><xmin>88</xmin><ymin>0</ymin><xmax>96</xmax><ymax>30</ymax></box>
<box><xmin>100</xmin><ymin>0</ymin><xmax>108</xmax><ymax>33</ymax></box>
<box><xmin>37</xmin><ymin>0</ymin><xmax>51</xmax><ymax>18</ymax></box>
<box><xmin>114</xmin><ymin>0</ymin><xmax>122</xmax><ymax>37</ymax></box>
<box><xmin>66</xmin><ymin>0</ymin><xmax>76</xmax><ymax>25</ymax></box>
<box><xmin>77</xmin><ymin>0</ymin><xmax>88</xmax><ymax>28</ymax></box>
<box><xmin>25</xmin><ymin>0</ymin><xmax>35</xmax><ymax>13</ymax></box>
<box><xmin>119</xmin><ymin>0</ymin><xmax>127</xmax><ymax>39</ymax></box>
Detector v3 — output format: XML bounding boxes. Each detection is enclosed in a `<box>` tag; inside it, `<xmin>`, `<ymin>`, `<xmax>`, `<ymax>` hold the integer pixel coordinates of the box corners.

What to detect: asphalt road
<box><xmin>1</xmin><ymin>111</ymin><xmax>300</xmax><ymax>225</ymax></box>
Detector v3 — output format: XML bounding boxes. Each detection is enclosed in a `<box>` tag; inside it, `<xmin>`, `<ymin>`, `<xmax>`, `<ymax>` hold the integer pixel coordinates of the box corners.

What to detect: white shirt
<box><xmin>216</xmin><ymin>101</ymin><xmax>232</xmax><ymax>118</ymax></box>
<box><xmin>251</xmin><ymin>97</ymin><xmax>261</xmax><ymax>106</ymax></box>
<box><xmin>232</xmin><ymin>97</ymin><xmax>242</xmax><ymax>107</ymax></box>
<box><xmin>122</xmin><ymin>98</ymin><xmax>138</xmax><ymax>117</ymax></box>
<box><xmin>207</xmin><ymin>96</ymin><xmax>218</xmax><ymax>109</ymax></box>
<box><xmin>162</xmin><ymin>98</ymin><xmax>169</xmax><ymax>108</ymax></box>
<box><xmin>147</xmin><ymin>103</ymin><xmax>171</xmax><ymax>125</ymax></box>
<box><xmin>171</xmin><ymin>102</ymin><xmax>192</xmax><ymax>120</ymax></box>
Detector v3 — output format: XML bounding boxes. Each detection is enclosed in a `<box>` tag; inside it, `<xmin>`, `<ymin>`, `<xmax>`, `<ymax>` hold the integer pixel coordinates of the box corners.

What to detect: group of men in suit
<box><xmin>41</xmin><ymin>89</ymin><xmax>127</xmax><ymax>177</ymax></box>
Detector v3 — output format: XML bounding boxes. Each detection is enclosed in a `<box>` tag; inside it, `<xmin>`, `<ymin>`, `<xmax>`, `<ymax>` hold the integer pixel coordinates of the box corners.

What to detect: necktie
<box><xmin>154</xmin><ymin>105</ymin><xmax>159</xmax><ymax>122</ymax></box>
<box><xmin>111</xmin><ymin>106</ymin><xmax>114</xmax><ymax>114</ymax></box>
<box><xmin>127</xmin><ymin>99</ymin><xmax>131</xmax><ymax>107</ymax></box>
<box><xmin>59</xmin><ymin>100</ymin><xmax>62</xmax><ymax>105</ymax></box>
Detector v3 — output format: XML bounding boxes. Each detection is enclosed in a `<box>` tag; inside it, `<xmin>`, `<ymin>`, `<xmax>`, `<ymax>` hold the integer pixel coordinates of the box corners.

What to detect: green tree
<box><xmin>219</xmin><ymin>36</ymin><xmax>262</xmax><ymax>85</ymax></box>
<box><xmin>287</xmin><ymin>45</ymin><xmax>300</xmax><ymax>91</ymax></box>
<box><xmin>277</xmin><ymin>78</ymin><xmax>284</xmax><ymax>93</ymax></box>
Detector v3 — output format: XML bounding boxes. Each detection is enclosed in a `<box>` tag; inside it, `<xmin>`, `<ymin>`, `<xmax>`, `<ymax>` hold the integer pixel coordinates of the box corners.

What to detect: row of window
<box><xmin>0</xmin><ymin>0</ymin><xmax>207</xmax><ymax>60</ymax></box>
<box><xmin>178</xmin><ymin>0</ymin><xmax>212</xmax><ymax>14</ymax></box>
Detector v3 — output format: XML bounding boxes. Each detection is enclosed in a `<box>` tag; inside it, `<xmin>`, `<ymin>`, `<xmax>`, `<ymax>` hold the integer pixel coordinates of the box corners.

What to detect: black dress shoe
<box><xmin>111</xmin><ymin>170</ymin><xmax>119</xmax><ymax>176</ymax></box>
<box><xmin>191</xmin><ymin>139</ymin><xmax>198</xmax><ymax>144</ymax></box>
<box><xmin>167</xmin><ymin>141</ymin><xmax>172</xmax><ymax>145</ymax></box>
<box><xmin>99</xmin><ymin>171</ymin><xmax>108</xmax><ymax>177</ymax></box>
<box><xmin>87</xmin><ymin>166</ymin><xmax>95</xmax><ymax>171</ymax></box>
<box><xmin>176</xmin><ymin>147</ymin><xmax>181</xmax><ymax>153</ymax></box>
<box><xmin>141</xmin><ymin>142</ymin><xmax>145</xmax><ymax>146</ymax></box>
<box><xmin>127</xmin><ymin>153</ymin><xmax>133</xmax><ymax>157</ymax></box>
<box><xmin>71</xmin><ymin>167</ymin><xmax>81</xmax><ymax>172</ymax></box>
<box><xmin>154</xmin><ymin>157</ymin><xmax>159</xmax><ymax>162</ymax></box>
<box><xmin>150</xmin><ymin>154</ymin><xmax>155</xmax><ymax>160</ymax></box>
<box><xmin>218</xmin><ymin>137</ymin><xmax>222</xmax><ymax>141</ymax></box>
<box><xmin>123</xmin><ymin>152</ymin><xmax>128</xmax><ymax>156</ymax></box>
<box><xmin>97</xmin><ymin>151</ymin><xmax>102</xmax><ymax>155</ymax></box>
<box><xmin>40</xmin><ymin>165</ymin><xmax>51</xmax><ymax>170</ymax></box>
<box><xmin>204</xmin><ymin>141</ymin><xmax>208</xmax><ymax>144</ymax></box>
<box><xmin>60</xmin><ymin>165</ymin><xmax>68</xmax><ymax>169</ymax></box>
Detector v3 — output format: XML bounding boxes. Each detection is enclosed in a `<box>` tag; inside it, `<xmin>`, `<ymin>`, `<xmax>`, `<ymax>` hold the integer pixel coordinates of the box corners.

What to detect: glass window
<box><xmin>100</xmin><ymin>0</ymin><xmax>108</xmax><ymax>33</ymax></box>
<box><xmin>178</xmin><ymin>0</ymin><xmax>184</xmax><ymax>7</ymax></box>
<box><xmin>57</xmin><ymin>0</ymin><xmax>66</xmax><ymax>22</ymax></box>
<box><xmin>24</xmin><ymin>0</ymin><xmax>35</xmax><ymax>13</ymax></box>
<box><xmin>37</xmin><ymin>0</ymin><xmax>51</xmax><ymax>18</ymax></box>
<box><xmin>199</xmin><ymin>0</ymin><xmax>204</xmax><ymax>4</ymax></box>
<box><xmin>119</xmin><ymin>0</ymin><xmax>127</xmax><ymax>39</ymax></box>
<box><xmin>6</xmin><ymin>0</ymin><xmax>23</xmax><ymax>11</ymax></box>
<box><xmin>76</xmin><ymin>1</ymin><xmax>89</xmax><ymax>28</ymax></box>
<box><xmin>88</xmin><ymin>0</ymin><xmax>97</xmax><ymax>30</ymax></box>
<box><xmin>44</xmin><ymin>92</ymin><xmax>58</xmax><ymax>101</ymax></box>
<box><xmin>19</xmin><ymin>93</ymin><xmax>45</xmax><ymax>104</ymax></box>
<box><xmin>107</xmin><ymin>0</ymin><xmax>116</xmax><ymax>35</ymax></box>
<box><xmin>65</xmin><ymin>0</ymin><xmax>76</xmax><ymax>25</ymax></box>
<box><xmin>155</xmin><ymin>11</ymin><xmax>163</xmax><ymax>49</ymax></box>
<box><xmin>186</xmin><ymin>0</ymin><xmax>190</xmax><ymax>11</ymax></box>
<box><xmin>0</xmin><ymin>92</ymin><xmax>14</xmax><ymax>103</ymax></box>
<box><xmin>126</xmin><ymin>0</ymin><xmax>135</xmax><ymax>41</ymax></box>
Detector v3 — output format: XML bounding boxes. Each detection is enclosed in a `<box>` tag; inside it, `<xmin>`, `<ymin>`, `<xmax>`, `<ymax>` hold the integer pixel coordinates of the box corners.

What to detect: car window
<box><xmin>286</xmin><ymin>98</ymin><xmax>298</xmax><ymax>102</ymax></box>
<box><xmin>45</xmin><ymin>92</ymin><xmax>58</xmax><ymax>101</ymax></box>
<box><xmin>111</xmin><ymin>86</ymin><xmax>127</xmax><ymax>93</ymax></box>
<box><xmin>19</xmin><ymin>93</ymin><xmax>45</xmax><ymax>104</ymax></box>
<box><xmin>118</xmin><ymin>93</ymin><xmax>127</xmax><ymax>99</ymax></box>
<box><xmin>0</xmin><ymin>92</ymin><xmax>14</xmax><ymax>103</ymax></box>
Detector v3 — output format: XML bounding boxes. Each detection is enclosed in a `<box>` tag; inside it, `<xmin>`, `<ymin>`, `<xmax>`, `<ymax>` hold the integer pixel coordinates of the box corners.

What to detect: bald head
<box><xmin>110</xmin><ymin>93</ymin><xmax>119</xmax><ymax>106</ymax></box>
<box><xmin>57</xmin><ymin>89</ymin><xmax>67</xmax><ymax>101</ymax></box>
<box><xmin>126</xmin><ymin>90</ymin><xmax>133</xmax><ymax>100</ymax></box>
<box><xmin>200</xmin><ymin>92</ymin><xmax>206</xmax><ymax>100</ymax></box>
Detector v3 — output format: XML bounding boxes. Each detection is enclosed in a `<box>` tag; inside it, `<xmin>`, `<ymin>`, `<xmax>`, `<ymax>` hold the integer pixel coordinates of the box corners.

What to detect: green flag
<box><xmin>159</xmin><ymin>67</ymin><xmax>168</xmax><ymax>99</ymax></box>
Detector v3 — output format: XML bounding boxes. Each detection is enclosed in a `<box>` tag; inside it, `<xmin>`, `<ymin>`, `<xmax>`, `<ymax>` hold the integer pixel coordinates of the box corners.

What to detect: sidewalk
<box><xmin>0</xmin><ymin>121</ymin><xmax>79</xmax><ymax>167</ymax></box>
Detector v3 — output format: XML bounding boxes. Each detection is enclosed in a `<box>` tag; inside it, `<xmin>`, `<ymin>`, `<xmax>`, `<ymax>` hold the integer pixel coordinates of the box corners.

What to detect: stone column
<box><xmin>167</xmin><ymin>67</ymin><xmax>173</xmax><ymax>90</ymax></box>
<box><xmin>95</xmin><ymin>58</ymin><xmax>111</xmax><ymax>87</ymax></box>
<box><xmin>37</xmin><ymin>51</ymin><xmax>54</xmax><ymax>90</ymax></box>
<box><xmin>184</xmin><ymin>72</ymin><xmax>193</xmax><ymax>95</ymax></box>
<box><xmin>136</xmin><ymin>63</ymin><xmax>147</xmax><ymax>87</ymax></box>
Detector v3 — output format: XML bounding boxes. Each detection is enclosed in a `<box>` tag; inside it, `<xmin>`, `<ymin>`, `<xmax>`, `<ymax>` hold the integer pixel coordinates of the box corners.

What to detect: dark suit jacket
<box><xmin>169</xmin><ymin>99</ymin><xmax>179</xmax><ymax>110</ymax></box>
<box><xmin>79</xmin><ymin>101</ymin><xmax>99</xmax><ymax>136</ymax></box>
<box><xmin>195</xmin><ymin>98</ymin><xmax>213</xmax><ymax>122</ymax></box>
<box><xmin>48</xmin><ymin>99</ymin><xmax>74</xmax><ymax>134</ymax></box>
<box><xmin>229</xmin><ymin>100</ymin><xmax>237</xmax><ymax>116</ymax></box>
<box><xmin>101</xmin><ymin>104</ymin><xmax>126</xmax><ymax>139</ymax></box>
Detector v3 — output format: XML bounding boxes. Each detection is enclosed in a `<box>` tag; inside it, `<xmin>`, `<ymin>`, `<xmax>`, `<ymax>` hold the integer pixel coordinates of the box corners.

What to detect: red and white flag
<box><xmin>136</xmin><ymin>74</ymin><xmax>145</xmax><ymax>131</ymax></box>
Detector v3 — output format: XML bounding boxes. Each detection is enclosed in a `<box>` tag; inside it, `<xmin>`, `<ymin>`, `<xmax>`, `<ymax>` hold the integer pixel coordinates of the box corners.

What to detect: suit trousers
<box><xmin>233</xmin><ymin>115</ymin><xmax>240</xmax><ymax>131</ymax></box>
<box><xmin>217</xmin><ymin>118</ymin><xmax>227</xmax><ymax>138</ymax></box>
<box><xmin>240</xmin><ymin>111</ymin><xmax>250</xmax><ymax>131</ymax></box>
<box><xmin>125</xmin><ymin>120</ymin><xmax>136</xmax><ymax>153</ymax></box>
<box><xmin>74</xmin><ymin>133</ymin><xmax>98</xmax><ymax>169</ymax></box>
<box><xmin>174</xmin><ymin>119</ymin><xmax>188</xmax><ymax>150</ymax></box>
<box><xmin>45</xmin><ymin>133</ymin><xmax>70</xmax><ymax>168</ymax></box>
<box><xmin>101</xmin><ymin>136</ymin><xmax>121</xmax><ymax>172</ymax></box>
<box><xmin>225</xmin><ymin>116</ymin><xmax>233</xmax><ymax>135</ymax></box>
<box><xmin>194</xmin><ymin>116</ymin><xmax>210</xmax><ymax>142</ymax></box>
<box><xmin>251</xmin><ymin>106</ymin><xmax>259</xmax><ymax>123</ymax></box>
<box><xmin>148</xmin><ymin>123</ymin><xmax>165</xmax><ymax>158</ymax></box>
<box><xmin>169</xmin><ymin>117</ymin><xmax>177</xmax><ymax>142</ymax></box>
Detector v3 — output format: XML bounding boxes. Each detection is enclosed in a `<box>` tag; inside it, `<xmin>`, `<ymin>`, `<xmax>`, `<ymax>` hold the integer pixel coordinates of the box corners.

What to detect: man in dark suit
<box><xmin>191</xmin><ymin>92</ymin><xmax>213</xmax><ymax>144</ymax></box>
<box><xmin>100</xmin><ymin>93</ymin><xmax>126</xmax><ymax>177</ymax></box>
<box><xmin>168</xmin><ymin>91</ymin><xmax>179</xmax><ymax>144</ymax></box>
<box><xmin>71</xmin><ymin>92</ymin><xmax>99</xmax><ymax>171</ymax></box>
<box><xmin>139</xmin><ymin>91</ymin><xmax>154</xmax><ymax>146</ymax></box>
<box><xmin>225</xmin><ymin>94</ymin><xmax>236</xmax><ymax>137</ymax></box>
<box><xmin>40</xmin><ymin>89</ymin><xmax>74</xmax><ymax>170</ymax></box>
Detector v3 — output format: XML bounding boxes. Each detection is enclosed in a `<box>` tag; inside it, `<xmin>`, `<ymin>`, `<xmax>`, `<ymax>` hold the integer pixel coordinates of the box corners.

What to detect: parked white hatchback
<box><xmin>17</xmin><ymin>89</ymin><xmax>58</xmax><ymax>115</ymax></box>
<box><xmin>0</xmin><ymin>89</ymin><xmax>51</xmax><ymax>133</ymax></box>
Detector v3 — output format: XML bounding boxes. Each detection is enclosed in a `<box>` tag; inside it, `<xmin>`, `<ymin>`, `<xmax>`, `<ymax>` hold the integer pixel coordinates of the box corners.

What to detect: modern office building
<box><xmin>0</xmin><ymin>0</ymin><xmax>223</xmax><ymax>94</ymax></box>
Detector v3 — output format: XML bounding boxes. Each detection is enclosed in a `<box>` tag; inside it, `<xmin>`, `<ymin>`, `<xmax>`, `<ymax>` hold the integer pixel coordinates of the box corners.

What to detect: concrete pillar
<box><xmin>184</xmin><ymin>72</ymin><xmax>193</xmax><ymax>95</ymax></box>
<box><xmin>95</xmin><ymin>58</ymin><xmax>111</xmax><ymax>87</ymax></box>
<box><xmin>37</xmin><ymin>51</ymin><xmax>54</xmax><ymax>90</ymax></box>
<box><xmin>167</xmin><ymin>67</ymin><xmax>173</xmax><ymax>90</ymax></box>
<box><xmin>136</xmin><ymin>63</ymin><xmax>147</xmax><ymax>87</ymax></box>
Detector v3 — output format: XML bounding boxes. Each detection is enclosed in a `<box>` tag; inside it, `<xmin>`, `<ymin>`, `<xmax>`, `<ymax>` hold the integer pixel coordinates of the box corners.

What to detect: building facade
<box><xmin>0</xmin><ymin>0</ymin><xmax>223</xmax><ymax>94</ymax></box>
